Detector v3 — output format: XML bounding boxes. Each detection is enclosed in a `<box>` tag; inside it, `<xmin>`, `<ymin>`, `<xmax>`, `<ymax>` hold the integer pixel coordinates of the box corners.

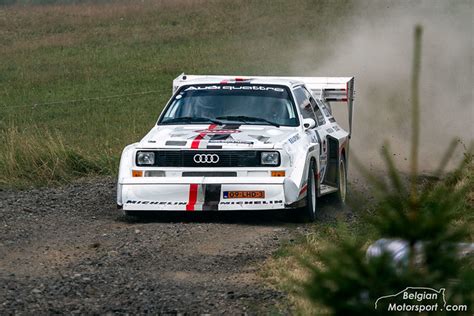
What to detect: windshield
<box><xmin>158</xmin><ymin>84</ymin><xmax>299</xmax><ymax>127</ymax></box>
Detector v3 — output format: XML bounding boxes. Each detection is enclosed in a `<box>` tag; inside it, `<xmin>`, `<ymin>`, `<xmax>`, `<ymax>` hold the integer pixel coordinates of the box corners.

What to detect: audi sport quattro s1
<box><xmin>117</xmin><ymin>74</ymin><xmax>355</xmax><ymax>221</ymax></box>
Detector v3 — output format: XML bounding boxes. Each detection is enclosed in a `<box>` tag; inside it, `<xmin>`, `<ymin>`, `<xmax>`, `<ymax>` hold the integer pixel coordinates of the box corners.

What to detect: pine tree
<box><xmin>299</xmin><ymin>26</ymin><xmax>473</xmax><ymax>315</ymax></box>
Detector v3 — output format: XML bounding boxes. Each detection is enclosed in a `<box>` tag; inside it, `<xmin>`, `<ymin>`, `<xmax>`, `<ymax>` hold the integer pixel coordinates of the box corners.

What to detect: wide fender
<box><xmin>283</xmin><ymin>131</ymin><xmax>320</xmax><ymax>204</ymax></box>
<box><xmin>117</xmin><ymin>143</ymin><xmax>139</xmax><ymax>205</ymax></box>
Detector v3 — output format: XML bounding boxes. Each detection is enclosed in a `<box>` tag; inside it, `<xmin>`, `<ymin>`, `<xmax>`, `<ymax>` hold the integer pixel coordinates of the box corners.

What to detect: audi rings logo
<box><xmin>193</xmin><ymin>154</ymin><xmax>220</xmax><ymax>164</ymax></box>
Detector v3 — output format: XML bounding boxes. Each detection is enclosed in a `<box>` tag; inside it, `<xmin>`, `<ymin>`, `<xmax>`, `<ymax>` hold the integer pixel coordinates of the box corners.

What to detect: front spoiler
<box><xmin>118</xmin><ymin>177</ymin><xmax>298</xmax><ymax>211</ymax></box>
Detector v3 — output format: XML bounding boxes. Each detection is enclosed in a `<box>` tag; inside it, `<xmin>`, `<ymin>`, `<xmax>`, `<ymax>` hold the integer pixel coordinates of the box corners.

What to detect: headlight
<box><xmin>261</xmin><ymin>152</ymin><xmax>280</xmax><ymax>166</ymax></box>
<box><xmin>136</xmin><ymin>151</ymin><xmax>155</xmax><ymax>166</ymax></box>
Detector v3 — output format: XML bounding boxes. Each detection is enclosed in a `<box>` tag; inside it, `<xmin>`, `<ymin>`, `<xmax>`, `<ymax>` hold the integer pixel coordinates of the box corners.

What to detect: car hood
<box><xmin>138</xmin><ymin>124</ymin><xmax>299</xmax><ymax>149</ymax></box>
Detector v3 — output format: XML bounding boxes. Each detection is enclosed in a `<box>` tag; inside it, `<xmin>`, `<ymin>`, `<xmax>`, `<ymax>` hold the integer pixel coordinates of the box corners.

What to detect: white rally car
<box><xmin>117</xmin><ymin>74</ymin><xmax>355</xmax><ymax>221</ymax></box>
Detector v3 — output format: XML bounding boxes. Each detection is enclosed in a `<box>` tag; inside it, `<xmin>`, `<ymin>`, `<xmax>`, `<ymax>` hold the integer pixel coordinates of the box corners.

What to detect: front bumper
<box><xmin>118</xmin><ymin>177</ymin><xmax>290</xmax><ymax>211</ymax></box>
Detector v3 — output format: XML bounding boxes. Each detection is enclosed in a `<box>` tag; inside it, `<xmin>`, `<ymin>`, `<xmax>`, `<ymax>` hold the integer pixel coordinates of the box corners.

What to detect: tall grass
<box><xmin>0</xmin><ymin>126</ymin><xmax>114</xmax><ymax>187</ymax></box>
<box><xmin>0</xmin><ymin>0</ymin><xmax>356</xmax><ymax>186</ymax></box>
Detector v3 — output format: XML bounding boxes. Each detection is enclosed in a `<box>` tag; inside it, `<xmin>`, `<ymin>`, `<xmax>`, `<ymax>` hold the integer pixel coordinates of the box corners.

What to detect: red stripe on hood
<box><xmin>191</xmin><ymin>124</ymin><xmax>217</xmax><ymax>149</ymax></box>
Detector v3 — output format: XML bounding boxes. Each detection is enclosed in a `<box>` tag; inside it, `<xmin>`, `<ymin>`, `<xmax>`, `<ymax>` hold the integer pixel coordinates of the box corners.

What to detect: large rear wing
<box><xmin>293</xmin><ymin>77</ymin><xmax>355</xmax><ymax>137</ymax></box>
<box><xmin>172</xmin><ymin>74</ymin><xmax>355</xmax><ymax>135</ymax></box>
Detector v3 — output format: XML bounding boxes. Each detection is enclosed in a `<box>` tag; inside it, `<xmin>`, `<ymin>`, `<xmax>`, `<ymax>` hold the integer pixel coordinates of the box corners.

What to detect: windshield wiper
<box><xmin>160</xmin><ymin>117</ymin><xmax>223</xmax><ymax>125</ymax></box>
<box><xmin>216</xmin><ymin>115</ymin><xmax>280</xmax><ymax>127</ymax></box>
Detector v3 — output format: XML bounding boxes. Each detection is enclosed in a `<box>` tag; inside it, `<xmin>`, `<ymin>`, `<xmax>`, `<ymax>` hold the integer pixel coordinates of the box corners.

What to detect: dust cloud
<box><xmin>292</xmin><ymin>0</ymin><xmax>473</xmax><ymax>173</ymax></box>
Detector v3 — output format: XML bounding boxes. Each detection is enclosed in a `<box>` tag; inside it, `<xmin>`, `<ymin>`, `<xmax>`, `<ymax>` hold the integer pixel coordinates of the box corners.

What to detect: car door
<box><xmin>293</xmin><ymin>86</ymin><xmax>328</xmax><ymax>184</ymax></box>
<box><xmin>300</xmin><ymin>87</ymin><xmax>332</xmax><ymax>184</ymax></box>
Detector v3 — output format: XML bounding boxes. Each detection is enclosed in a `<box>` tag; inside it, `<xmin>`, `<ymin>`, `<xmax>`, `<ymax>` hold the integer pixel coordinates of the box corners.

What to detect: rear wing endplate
<box><xmin>172</xmin><ymin>74</ymin><xmax>355</xmax><ymax>135</ymax></box>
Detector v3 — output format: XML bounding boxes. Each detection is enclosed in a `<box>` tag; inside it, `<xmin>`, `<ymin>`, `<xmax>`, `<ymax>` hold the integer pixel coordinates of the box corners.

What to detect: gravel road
<box><xmin>1</xmin><ymin>177</ymin><xmax>345</xmax><ymax>315</ymax></box>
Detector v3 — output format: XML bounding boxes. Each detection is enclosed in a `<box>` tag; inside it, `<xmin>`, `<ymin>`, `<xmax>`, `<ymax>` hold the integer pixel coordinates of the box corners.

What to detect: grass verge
<box><xmin>0</xmin><ymin>126</ymin><xmax>114</xmax><ymax>187</ymax></box>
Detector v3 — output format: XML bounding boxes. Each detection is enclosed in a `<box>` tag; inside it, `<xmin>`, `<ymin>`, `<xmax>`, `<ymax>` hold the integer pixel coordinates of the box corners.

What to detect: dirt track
<box><xmin>0</xmin><ymin>177</ymin><xmax>357</xmax><ymax>314</ymax></box>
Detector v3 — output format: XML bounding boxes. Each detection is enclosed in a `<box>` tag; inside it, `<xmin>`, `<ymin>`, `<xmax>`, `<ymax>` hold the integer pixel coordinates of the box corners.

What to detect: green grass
<box><xmin>0</xmin><ymin>125</ymin><xmax>112</xmax><ymax>186</ymax></box>
<box><xmin>0</xmin><ymin>0</ymin><xmax>354</xmax><ymax>187</ymax></box>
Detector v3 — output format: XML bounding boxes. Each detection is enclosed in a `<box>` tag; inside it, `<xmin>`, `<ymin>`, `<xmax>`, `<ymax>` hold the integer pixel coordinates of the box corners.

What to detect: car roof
<box><xmin>176</xmin><ymin>77</ymin><xmax>304</xmax><ymax>89</ymax></box>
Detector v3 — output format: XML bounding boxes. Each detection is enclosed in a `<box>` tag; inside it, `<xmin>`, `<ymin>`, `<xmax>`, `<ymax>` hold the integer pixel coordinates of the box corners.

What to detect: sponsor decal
<box><xmin>208</xmin><ymin>139</ymin><xmax>253</xmax><ymax>144</ymax></box>
<box><xmin>195</xmin><ymin>129</ymin><xmax>241</xmax><ymax>134</ymax></box>
<box><xmin>320</xmin><ymin>154</ymin><xmax>327</xmax><ymax>165</ymax></box>
<box><xmin>219</xmin><ymin>200</ymin><xmax>283</xmax><ymax>205</ymax></box>
<box><xmin>326</xmin><ymin>128</ymin><xmax>334</xmax><ymax>133</ymax></box>
<box><xmin>126</xmin><ymin>200</ymin><xmax>187</xmax><ymax>205</ymax></box>
<box><xmin>288</xmin><ymin>134</ymin><xmax>300</xmax><ymax>144</ymax></box>
<box><xmin>185</xmin><ymin>85</ymin><xmax>220</xmax><ymax>91</ymax></box>
<box><xmin>222</xmin><ymin>86</ymin><xmax>284</xmax><ymax>92</ymax></box>
<box><xmin>320</xmin><ymin>103</ymin><xmax>332</xmax><ymax>117</ymax></box>
<box><xmin>185</xmin><ymin>85</ymin><xmax>284</xmax><ymax>92</ymax></box>
<box><xmin>319</xmin><ymin>154</ymin><xmax>328</xmax><ymax>181</ymax></box>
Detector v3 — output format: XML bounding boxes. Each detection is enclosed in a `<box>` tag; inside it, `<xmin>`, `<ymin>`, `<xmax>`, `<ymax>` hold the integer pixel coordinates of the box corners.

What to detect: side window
<box><xmin>293</xmin><ymin>87</ymin><xmax>317</xmax><ymax>122</ymax></box>
<box><xmin>293</xmin><ymin>87</ymin><xmax>307</xmax><ymax>107</ymax></box>
<box><xmin>303</xmin><ymin>88</ymin><xmax>326</xmax><ymax>126</ymax></box>
<box><xmin>318</xmin><ymin>100</ymin><xmax>332</xmax><ymax>117</ymax></box>
<box><xmin>313</xmin><ymin>102</ymin><xmax>326</xmax><ymax>126</ymax></box>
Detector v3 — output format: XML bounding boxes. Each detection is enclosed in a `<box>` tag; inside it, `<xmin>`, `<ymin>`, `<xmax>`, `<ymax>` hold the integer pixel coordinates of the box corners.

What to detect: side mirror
<box><xmin>303</xmin><ymin>118</ymin><xmax>316</xmax><ymax>130</ymax></box>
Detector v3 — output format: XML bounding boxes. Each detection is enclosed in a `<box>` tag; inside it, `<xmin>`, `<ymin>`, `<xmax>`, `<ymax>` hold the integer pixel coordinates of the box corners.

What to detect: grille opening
<box><xmin>140</xmin><ymin>150</ymin><xmax>280</xmax><ymax>168</ymax></box>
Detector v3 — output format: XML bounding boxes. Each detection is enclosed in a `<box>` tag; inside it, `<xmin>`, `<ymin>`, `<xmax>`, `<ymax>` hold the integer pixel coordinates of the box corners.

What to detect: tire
<box><xmin>299</xmin><ymin>160</ymin><xmax>317</xmax><ymax>222</ymax></box>
<box><xmin>334</xmin><ymin>157</ymin><xmax>348</xmax><ymax>207</ymax></box>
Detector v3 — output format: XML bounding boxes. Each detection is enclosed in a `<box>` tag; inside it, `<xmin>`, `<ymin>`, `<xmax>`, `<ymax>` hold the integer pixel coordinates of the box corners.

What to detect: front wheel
<box><xmin>299</xmin><ymin>160</ymin><xmax>317</xmax><ymax>222</ymax></box>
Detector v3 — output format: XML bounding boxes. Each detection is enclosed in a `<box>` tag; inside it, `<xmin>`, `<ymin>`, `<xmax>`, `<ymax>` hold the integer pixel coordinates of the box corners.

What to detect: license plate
<box><xmin>223</xmin><ymin>191</ymin><xmax>265</xmax><ymax>199</ymax></box>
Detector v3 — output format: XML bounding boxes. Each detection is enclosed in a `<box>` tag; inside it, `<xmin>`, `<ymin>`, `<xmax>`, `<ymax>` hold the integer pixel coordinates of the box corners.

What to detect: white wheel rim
<box><xmin>311</xmin><ymin>172</ymin><xmax>316</xmax><ymax>214</ymax></box>
<box><xmin>339</xmin><ymin>160</ymin><xmax>346</xmax><ymax>203</ymax></box>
